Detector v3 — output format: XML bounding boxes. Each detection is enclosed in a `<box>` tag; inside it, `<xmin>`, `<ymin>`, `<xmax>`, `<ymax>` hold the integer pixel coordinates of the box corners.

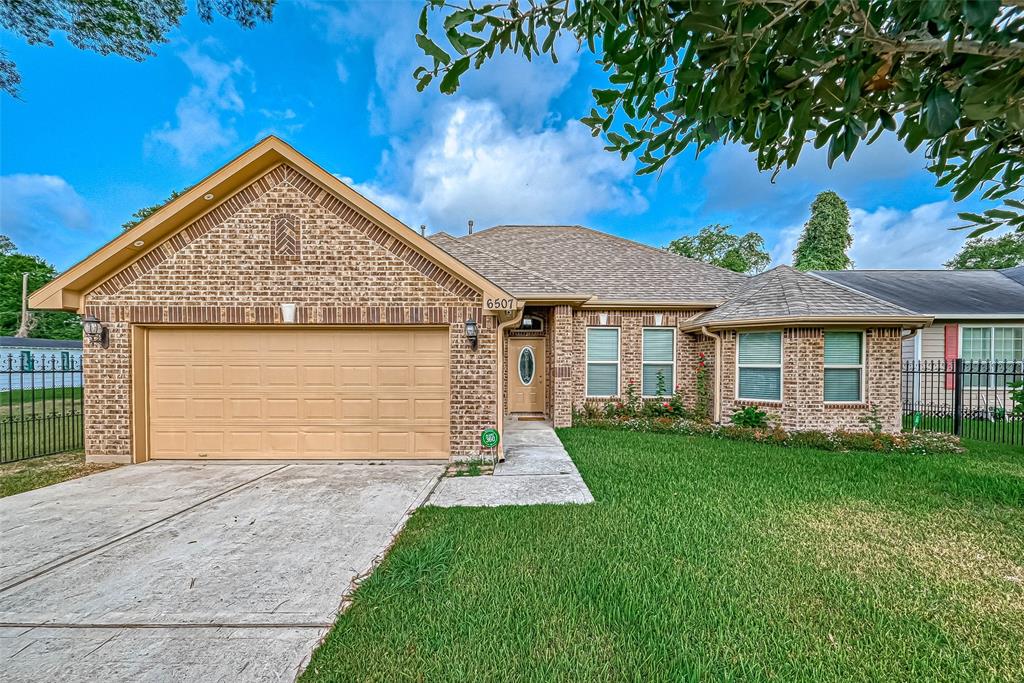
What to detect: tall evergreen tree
<box><xmin>792</xmin><ymin>191</ymin><xmax>854</xmax><ymax>271</ymax></box>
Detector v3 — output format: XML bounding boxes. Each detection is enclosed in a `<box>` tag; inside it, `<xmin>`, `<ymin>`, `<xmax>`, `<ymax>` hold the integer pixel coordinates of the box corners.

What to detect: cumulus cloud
<box><xmin>0</xmin><ymin>174</ymin><xmax>98</xmax><ymax>267</ymax></box>
<box><xmin>147</xmin><ymin>44</ymin><xmax>249</xmax><ymax>165</ymax></box>
<box><xmin>770</xmin><ymin>200</ymin><xmax>975</xmax><ymax>269</ymax></box>
<box><xmin>345</xmin><ymin>100</ymin><xmax>645</xmax><ymax>232</ymax></box>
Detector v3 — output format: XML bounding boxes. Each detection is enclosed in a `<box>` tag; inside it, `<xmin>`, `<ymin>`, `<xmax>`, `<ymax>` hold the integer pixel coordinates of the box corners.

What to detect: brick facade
<box><xmin>717</xmin><ymin>327</ymin><xmax>903</xmax><ymax>432</ymax></box>
<box><xmin>537</xmin><ymin>308</ymin><xmax>902</xmax><ymax>434</ymax></box>
<box><xmin>82</xmin><ymin>163</ymin><xmax>498</xmax><ymax>462</ymax></box>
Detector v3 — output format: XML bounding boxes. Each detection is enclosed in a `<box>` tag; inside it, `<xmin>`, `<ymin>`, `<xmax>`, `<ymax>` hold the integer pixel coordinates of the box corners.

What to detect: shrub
<box><xmin>730</xmin><ymin>406</ymin><xmax>769</xmax><ymax>428</ymax></box>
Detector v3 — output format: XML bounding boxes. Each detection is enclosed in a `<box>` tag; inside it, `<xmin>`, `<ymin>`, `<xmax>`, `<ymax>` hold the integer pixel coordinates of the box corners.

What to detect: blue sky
<box><xmin>0</xmin><ymin>0</ymin><xmax>990</xmax><ymax>272</ymax></box>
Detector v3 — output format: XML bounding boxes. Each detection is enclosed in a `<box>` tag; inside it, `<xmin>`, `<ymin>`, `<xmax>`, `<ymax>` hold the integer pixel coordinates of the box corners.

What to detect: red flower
<box><xmin>662</xmin><ymin>402</ymin><xmax>670</xmax><ymax>408</ymax></box>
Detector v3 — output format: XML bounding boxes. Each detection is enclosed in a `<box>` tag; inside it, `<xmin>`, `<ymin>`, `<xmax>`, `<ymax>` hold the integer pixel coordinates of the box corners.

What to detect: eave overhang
<box><xmin>681</xmin><ymin>314</ymin><xmax>934</xmax><ymax>333</ymax></box>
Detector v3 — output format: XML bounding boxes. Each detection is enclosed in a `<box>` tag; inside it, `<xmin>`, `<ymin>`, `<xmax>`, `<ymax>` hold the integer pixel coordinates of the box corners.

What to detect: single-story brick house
<box><xmin>31</xmin><ymin>137</ymin><xmax>932</xmax><ymax>463</ymax></box>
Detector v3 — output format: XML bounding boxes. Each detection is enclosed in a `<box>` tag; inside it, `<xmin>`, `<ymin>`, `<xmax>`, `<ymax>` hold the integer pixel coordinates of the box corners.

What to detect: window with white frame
<box><xmin>824</xmin><ymin>331</ymin><xmax>864</xmax><ymax>402</ymax></box>
<box><xmin>642</xmin><ymin>328</ymin><xmax>675</xmax><ymax>397</ymax></box>
<box><xmin>586</xmin><ymin>328</ymin><xmax>619</xmax><ymax>397</ymax></box>
<box><xmin>962</xmin><ymin>325</ymin><xmax>1023</xmax><ymax>387</ymax></box>
<box><xmin>737</xmin><ymin>331</ymin><xmax>782</xmax><ymax>401</ymax></box>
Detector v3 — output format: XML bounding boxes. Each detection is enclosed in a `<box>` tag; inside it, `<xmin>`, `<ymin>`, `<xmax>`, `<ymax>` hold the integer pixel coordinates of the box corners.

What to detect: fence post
<box><xmin>953</xmin><ymin>358</ymin><xmax>963</xmax><ymax>437</ymax></box>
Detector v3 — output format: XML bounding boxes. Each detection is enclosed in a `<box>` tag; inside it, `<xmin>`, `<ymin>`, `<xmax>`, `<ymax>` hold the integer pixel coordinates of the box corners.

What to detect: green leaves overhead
<box><xmin>415</xmin><ymin>0</ymin><xmax>1024</xmax><ymax>235</ymax></box>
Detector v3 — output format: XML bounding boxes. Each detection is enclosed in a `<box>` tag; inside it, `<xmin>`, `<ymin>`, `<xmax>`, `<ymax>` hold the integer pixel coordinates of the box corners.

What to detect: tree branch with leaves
<box><xmin>415</xmin><ymin>0</ymin><xmax>1024</xmax><ymax>236</ymax></box>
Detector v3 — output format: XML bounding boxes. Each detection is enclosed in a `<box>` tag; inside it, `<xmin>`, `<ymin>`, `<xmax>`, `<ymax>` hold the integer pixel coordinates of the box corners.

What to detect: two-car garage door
<box><xmin>146</xmin><ymin>327</ymin><xmax>450</xmax><ymax>460</ymax></box>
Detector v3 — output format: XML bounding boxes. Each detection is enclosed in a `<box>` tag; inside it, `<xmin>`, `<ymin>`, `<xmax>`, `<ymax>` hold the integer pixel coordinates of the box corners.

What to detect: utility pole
<box><xmin>15</xmin><ymin>272</ymin><xmax>30</xmax><ymax>338</ymax></box>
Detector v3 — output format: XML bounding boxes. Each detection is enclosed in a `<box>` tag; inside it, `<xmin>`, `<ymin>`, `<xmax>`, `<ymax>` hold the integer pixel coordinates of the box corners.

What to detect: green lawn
<box><xmin>302</xmin><ymin>429</ymin><xmax>1024</xmax><ymax>682</ymax></box>
<box><xmin>0</xmin><ymin>451</ymin><xmax>118</xmax><ymax>498</ymax></box>
<box><xmin>904</xmin><ymin>413</ymin><xmax>1023</xmax><ymax>446</ymax></box>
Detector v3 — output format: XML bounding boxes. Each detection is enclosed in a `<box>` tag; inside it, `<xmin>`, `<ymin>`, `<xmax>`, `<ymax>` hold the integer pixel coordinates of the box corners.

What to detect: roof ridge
<box><xmin>805</xmin><ymin>270</ymin><xmax>920</xmax><ymax>315</ymax></box>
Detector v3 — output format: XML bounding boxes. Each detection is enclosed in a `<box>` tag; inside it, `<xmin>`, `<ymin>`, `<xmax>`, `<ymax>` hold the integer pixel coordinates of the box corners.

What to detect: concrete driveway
<box><xmin>0</xmin><ymin>461</ymin><xmax>443</xmax><ymax>682</ymax></box>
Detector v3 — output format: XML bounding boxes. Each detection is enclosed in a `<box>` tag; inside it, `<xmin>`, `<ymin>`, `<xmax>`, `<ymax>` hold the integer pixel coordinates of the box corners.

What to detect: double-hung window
<box><xmin>737</xmin><ymin>331</ymin><xmax>782</xmax><ymax>401</ymax></box>
<box><xmin>20</xmin><ymin>350</ymin><xmax>34</xmax><ymax>371</ymax></box>
<box><xmin>962</xmin><ymin>326</ymin><xmax>1024</xmax><ymax>387</ymax></box>
<box><xmin>824</xmin><ymin>331</ymin><xmax>864</xmax><ymax>402</ymax></box>
<box><xmin>586</xmin><ymin>328</ymin><xmax>620</xmax><ymax>397</ymax></box>
<box><xmin>642</xmin><ymin>328</ymin><xmax>675</xmax><ymax>397</ymax></box>
<box><xmin>61</xmin><ymin>351</ymin><xmax>71</xmax><ymax>371</ymax></box>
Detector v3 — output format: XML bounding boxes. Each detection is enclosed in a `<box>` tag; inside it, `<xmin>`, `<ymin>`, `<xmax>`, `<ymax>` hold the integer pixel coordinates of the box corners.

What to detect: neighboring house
<box><xmin>815</xmin><ymin>269</ymin><xmax>1024</xmax><ymax>366</ymax></box>
<box><xmin>0</xmin><ymin>337</ymin><xmax>83</xmax><ymax>391</ymax></box>
<box><xmin>817</xmin><ymin>269</ymin><xmax>1024</xmax><ymax>417</ymax></box>
<box><xmin>30</xmin><ymin>137</ymin><xmax>931</xmax><ymax>464</ymax></box>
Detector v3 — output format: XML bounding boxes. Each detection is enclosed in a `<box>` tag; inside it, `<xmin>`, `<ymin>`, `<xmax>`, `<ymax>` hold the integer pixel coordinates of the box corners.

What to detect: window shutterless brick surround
<box><xmin>547</xmin><ymin>308</ymin><xmax>903</xmax><ymax>433</ymax></box>
<box><xmin>83</xmin><ymin>164</ymin><xmax>497</xmax><ymax>462</ymax></box>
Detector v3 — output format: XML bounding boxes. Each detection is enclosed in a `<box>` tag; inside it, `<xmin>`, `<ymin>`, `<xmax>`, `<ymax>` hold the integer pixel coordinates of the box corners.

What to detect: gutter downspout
<box><xmin>701</xmin><ymin>326</ymin><xmax>723</xmax><ymax>424</ymax></box>
<box><xmin>494</xmin><ymin>307</ymin><xmax>524</xmax><ymax>462</ymax></box>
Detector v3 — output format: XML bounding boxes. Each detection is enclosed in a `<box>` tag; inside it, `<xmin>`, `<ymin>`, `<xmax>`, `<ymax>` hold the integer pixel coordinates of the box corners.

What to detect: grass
<box><xmin>0</xmin><ymin>451</ymin><xmax>118</xmax><ymax>498</ymax></box>
<box><xmin>0</xmin><ymin>387</ymin><xmax>83</xmax><ymax>410</ymax></box>
<box><xmin>0</xmin><ymin>413</ymin><xmax>84</xmax><ymax>463</ymax></box>
<box><xmin>904</xmin><ymin>414</ymin><xmax>1023</xmax><ymax>446</ymax></box>
<box><xmin>302</xmin><ymin>429</ymin><xmax>1024</xmax><ymax>682</ymax></box>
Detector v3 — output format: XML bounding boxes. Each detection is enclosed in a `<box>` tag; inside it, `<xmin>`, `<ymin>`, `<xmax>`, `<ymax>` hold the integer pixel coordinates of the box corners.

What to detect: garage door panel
<box><xmin>147</xmin><ymin>328</ymin><xmax>449</xmax><ymax>459</ymax></box>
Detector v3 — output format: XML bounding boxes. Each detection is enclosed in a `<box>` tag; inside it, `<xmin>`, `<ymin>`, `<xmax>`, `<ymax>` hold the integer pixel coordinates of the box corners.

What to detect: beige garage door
<box><xmin>146</xmin><ymin>327</ymin><xmax>449</xmax><ymax>459</ymax></box>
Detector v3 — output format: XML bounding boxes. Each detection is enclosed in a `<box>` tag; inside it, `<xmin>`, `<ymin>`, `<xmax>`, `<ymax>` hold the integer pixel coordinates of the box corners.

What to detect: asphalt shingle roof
<box><xmin>815</xmin><ymin>269</ymin><xmax>1024</xmax><ymax>316</ymax></box>
<box><xmin>434</xmin><ymin>225</ymin><xmax>748</xmax><ymax>303</ymax></box>
<box><xmin>686</xmin><ymin>266</ymin><xmax>921</xmax><ymax>328</ymax></box>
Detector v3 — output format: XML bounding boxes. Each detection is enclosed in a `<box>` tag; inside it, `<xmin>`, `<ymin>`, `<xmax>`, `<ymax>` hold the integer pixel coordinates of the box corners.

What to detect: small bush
<box><xmin>730</xmin><ymin>406</ymin><xmax>769</xmax><ymax>428</ymax></box>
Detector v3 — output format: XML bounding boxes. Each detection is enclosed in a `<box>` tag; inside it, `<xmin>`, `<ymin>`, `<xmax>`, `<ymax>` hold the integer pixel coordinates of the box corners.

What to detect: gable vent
<box><xmin>272</xmin><ymin>213</ymin><xmax>300</xmax><ymax>262</ymax></box>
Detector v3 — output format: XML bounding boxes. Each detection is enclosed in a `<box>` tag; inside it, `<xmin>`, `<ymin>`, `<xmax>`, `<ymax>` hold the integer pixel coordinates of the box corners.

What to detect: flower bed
<box><xmin>571</xmin><ymin>413</ymin><xmax>965</xmax><ymax>455</ymax></box>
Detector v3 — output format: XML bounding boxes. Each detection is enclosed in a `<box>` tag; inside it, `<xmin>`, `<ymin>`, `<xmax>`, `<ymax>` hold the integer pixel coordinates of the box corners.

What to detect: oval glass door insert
<box><xmin>518</xmin><ymin>347</ymin><xmax>536</xmax><ymax>385</ymax></box>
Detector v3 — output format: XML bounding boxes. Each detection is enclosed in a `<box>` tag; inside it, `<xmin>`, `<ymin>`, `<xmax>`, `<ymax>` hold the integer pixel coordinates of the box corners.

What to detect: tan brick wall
<box><xmin>552</xmin><ymin>308</ymin><xmax>705</xmax><ymax>423</ymax></box>
<box><xmin>718</xmin><ymin>327</ymin><xmax>903</xmax><ymax>433</ymax></box>
<box><xmin>82</xmin><ymin>164</ymin><xmax>497</xmax><ymax>461</ymax></box>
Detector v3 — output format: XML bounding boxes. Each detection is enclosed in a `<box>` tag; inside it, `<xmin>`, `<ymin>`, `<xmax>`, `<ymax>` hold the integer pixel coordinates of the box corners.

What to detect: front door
<box><xmin>508</xmin><ymin>338</ymin><xmax>545</xmax><ymax>413</ymax></box>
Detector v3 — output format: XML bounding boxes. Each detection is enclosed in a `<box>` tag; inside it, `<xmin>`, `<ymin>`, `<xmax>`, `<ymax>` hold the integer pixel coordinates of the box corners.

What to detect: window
<box><xmin>518</xmin><ymin>346</ymin><xmax>536</xmax><ymax>385</ymax></box>
<box><xmin>642</xmin><ymin>328</ymin><xmax>675</xmax><ymax>397</ymax></box>
<box><xmin>586</xmin><ymin>328</ymin><xmax>619</xmax><ymax>397</ymax></box>
<box><xmin>19</xmin><ymin>350</ymin><xmax>34</xmax><ymax>371</ymax></box>
<box><xmin>61</xmin><ymin>351</ymin><xmax>71</xmax><ymax>371</ymax></box>
<box><xmin>737</xmin><ymin>331</ymin><xmax>782</xmax><ymax>401</ymax></box>
<box><xmin>824</xmin><ymin>331</ymin><xmax>864</xmax><ymax>402</ymax></box>
<box><xmin>518</xmin><ymin>314</ymin><xmax>544</xmax><ymax>332</ymax></box>
<box><xmin>962</xmin><ymin>326</ymin><xmax>1023</xmax><ymax>387</ymax></box>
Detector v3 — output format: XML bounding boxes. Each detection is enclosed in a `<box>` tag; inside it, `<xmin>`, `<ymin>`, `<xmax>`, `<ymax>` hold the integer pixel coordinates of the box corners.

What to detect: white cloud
<box><xmin>147</xmin><ymin>45</ymin><xmax>249</xmax><ymax>165</ymax></box>
<box><xmin>335</xmin><ymin>59</ymin><xmax>349</xmax><ymax>83</ymax></box>
<box><xmin>345</xmin><ymin>100</ymin><xmax>645</xmax><ymax>232</ymax></box>
<box><xmin>771</xmin><ymin>200</ymin><xmax>976</xmax><ymax>269</ymax></box>
<box><xmin>0</xmin><ymin>174</ymin><xmax>98</xmax><ymax>267</ymax></box>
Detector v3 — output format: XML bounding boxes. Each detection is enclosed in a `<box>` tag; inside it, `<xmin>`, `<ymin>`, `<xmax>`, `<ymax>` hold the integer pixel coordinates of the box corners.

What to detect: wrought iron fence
<box><xmin>901</xmin><ymin>359</ymin><xmax>1023</xmax><ymax>446</ymax></box>
<box><xmin>1</xmin><ymin>353</ymin><xmax>84</xmax><ymax>463</ymax></box>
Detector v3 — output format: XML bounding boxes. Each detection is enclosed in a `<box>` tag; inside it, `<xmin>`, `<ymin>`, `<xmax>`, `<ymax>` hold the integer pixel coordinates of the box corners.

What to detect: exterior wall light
<box><xmin>465</xmin><ymin>319</ymin><xmax>479</xmax><ymax>349</ymax></box>
<box><xmin>280</xmin><ymin>303</ymin><xmax>297</xmax><ymax>324</ymax></box>
<box><xmin>82</xmin><ymin>314</ymin><xmax>109</xmax><ymax>348</ymax></box>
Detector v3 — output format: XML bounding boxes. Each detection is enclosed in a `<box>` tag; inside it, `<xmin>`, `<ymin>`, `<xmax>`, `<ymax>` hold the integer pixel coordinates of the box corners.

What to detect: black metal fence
<box><xmin>902</xmin><ymin>359</ymin><xmax>1023</xmax><ymax>446</ymax></box>
<box><xmin>1</xmin><ymin>354</ymin><xmax>85</xmax><ymax>463</ymax></box>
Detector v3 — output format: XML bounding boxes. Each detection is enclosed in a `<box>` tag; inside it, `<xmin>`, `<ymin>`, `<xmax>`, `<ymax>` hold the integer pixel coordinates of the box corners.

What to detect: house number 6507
<box><xmin>486</xmin><ymin>298</ymin><xmax>517</xmax><ymax>310</ymax></box>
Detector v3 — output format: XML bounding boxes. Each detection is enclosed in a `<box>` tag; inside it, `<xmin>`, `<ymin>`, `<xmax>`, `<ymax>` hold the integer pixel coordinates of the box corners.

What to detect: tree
<box><xmin>944</xmin><ymin>233</ymin><xmax>1024</xmax><ymax>270</ymax></box>
<box><xmin>0</xmin><ymin>0</ymin><xmax>275</xmax><ymax>97</ymax></box>
<box><xmin>667</xmin><ymin>224</ymin><xmax>769</xmax><ymax>274</ymax></box>
<box><xmin>793</xmin><ymin>191</ymin><xmax>853</xmax><ymax>271</ymax></box>
<box><xmin>416</xmin><ymin>1</ymin><xmax>1024</xmax><ymax>235</ymax></box>
<box><xmin>122</xmin><ymin>188</ymin><xmax>189</xmax><ymax>231</ymax></box>
<box><xmin>0</xmin><ymin>235</ymin><xmax>81</xmax><ymax>339</ymax></box>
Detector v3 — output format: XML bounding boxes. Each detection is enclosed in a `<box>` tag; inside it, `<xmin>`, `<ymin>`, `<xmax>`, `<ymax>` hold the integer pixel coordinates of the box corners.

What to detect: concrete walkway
<box><xmin>428</xmin><ymin>419</ymin><xmax>593</xmax><ymax>507</ymax></box>
<box><xmin>0</xmin><ymin>461</ymin><xmax>443</xmax><ymax>682</ymax></box>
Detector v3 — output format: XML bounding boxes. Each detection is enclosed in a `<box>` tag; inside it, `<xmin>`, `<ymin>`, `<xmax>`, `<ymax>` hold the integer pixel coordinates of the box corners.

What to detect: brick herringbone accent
<box><xmin>272</xmin><ymin>213</ymin><xmax>299</xmax><ymax>261</ymax></box>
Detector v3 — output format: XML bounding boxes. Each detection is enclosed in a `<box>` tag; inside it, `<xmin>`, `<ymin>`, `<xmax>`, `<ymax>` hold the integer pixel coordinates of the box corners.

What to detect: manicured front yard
<box><xmin>0</xmin><ymin>451</ymin><xmax>118</xmax><ymax>498</ymax></box>
<box><xmin>303</xmin><ymin>429</ymin><xmax>1023</xmax><ymax>682</ymax></box>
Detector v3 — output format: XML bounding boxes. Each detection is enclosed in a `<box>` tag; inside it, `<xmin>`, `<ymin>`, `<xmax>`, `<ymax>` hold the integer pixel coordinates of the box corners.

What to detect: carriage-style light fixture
<box><xmin>82</xmin><ymin>314</ymin><xmax>109</xmax><ymax>348</ymax></box>
<box><xmin>465</xmin><ymin>319</ymin><xmax>479</xmax><ymax>350</ymax></box>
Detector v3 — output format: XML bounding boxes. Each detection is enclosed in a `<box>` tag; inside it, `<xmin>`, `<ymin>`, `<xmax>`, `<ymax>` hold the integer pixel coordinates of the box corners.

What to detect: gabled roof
<box><xmin>815</xmin><ymin>269</ymin><xmax>1024</xmax><ymax>317</ymax></box>
<box><xmin>450</xmin><ymin>224</ymin><xmax>748</xmax><ymax>306</ymax></box>
<box><xmin>30</xmin><ymin>137</ymin><xmax>512</xmax><ymax>312</ymax></box>
<box><xmin>684</xmin><ymin>265</ymin><xmax>931</xmax><ymax>331</ymax></box>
